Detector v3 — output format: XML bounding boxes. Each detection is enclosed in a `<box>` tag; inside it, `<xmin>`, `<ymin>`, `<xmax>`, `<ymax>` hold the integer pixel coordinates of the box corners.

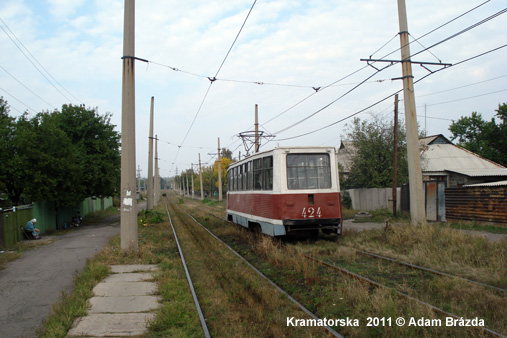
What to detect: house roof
<box><xmin>464</xmin><ymin>180</ymin><xmax>507</xmax><ymax>187</ymax></box>
<box><xmin>446</xmin><ymin>169</ymin><xmax>507</xmax><ymax>177</ymax></box>
<box><xmin>420</xmin><ymin>135</ymin><xmax>504</xmax><ymax>173</ymax></box>
<box><xmin>338</xmin><ymin>134</ymin><xmax>505</xmax><ymax>176</ymax></box>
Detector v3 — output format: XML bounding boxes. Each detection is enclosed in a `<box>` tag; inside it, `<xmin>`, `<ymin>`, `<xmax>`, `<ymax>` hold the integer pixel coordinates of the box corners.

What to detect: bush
<box><xmin>341</xmin><ymin>190</ymin><xmax>352</xmax><ymax>209</ymax></box>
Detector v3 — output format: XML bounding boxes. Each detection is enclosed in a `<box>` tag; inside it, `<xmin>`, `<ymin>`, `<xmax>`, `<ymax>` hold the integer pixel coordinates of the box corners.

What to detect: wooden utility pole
<box><xmin>392</xmin><ymin>94</ymin><xmax>399</xmax><ymax>216</ymax></box>
<box><xmin>154</xmin><ymin>135</ymin><xmax>159</xmax><ymax>206</ymax></box>
<box><xmin>254</xmin><ymin>104</ymin><xmax>259</xmax><ymax>153</ymax></box>
<box><xmin>217</xmin><ymin>137</ymin><xmax>222</xmax><ymax>201</ymax></box>
<box><xmin>120</xmin><ymin>0</ymin><xmax>138</xmax><ymax>253</ymax></box>
<box><xmin>397</xmin><ymin>0</ymin><xmax>426</xmax><ymax>225</ymax></box>
<box><xmin>147</xmin><ymin>96</ymin><xmax>154</xmax><ymax>210</ymax></box>
<box><xmin>199</xmin><ymin>154</ymin><xmax>204</xmax><ymax>200</ymax></box>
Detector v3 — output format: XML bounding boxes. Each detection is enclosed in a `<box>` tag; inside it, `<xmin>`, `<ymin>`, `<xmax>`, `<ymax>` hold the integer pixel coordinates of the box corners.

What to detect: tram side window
<box><xmin>239</xmin><ymin>165</ymin><xmax>244</xmax><ymax>191</ymax></box>
<box><xmin>228</xmin><ymin>170</ymin><xmax>232</xmax><ymax>191</ymax></box>
<box><xmin>234</xmin><ymin>167</ymin><xmax>239</xmax><ymax>191</ymax></box>
<box><xmin>246</xmin><ymin>161</ymin><xmax>253</xmax><ymax>190</ymax></box>
<box><xmin>253</xmin><ymin>158</ymin><xmax>263</xmax><ymax>190</ymax></box>
<box><xmin>287</xmin><ymin>153</ymin><xmax>331</xmax><ymax>189</ymax></box>
<box><xmin>263</xmin><ymin>156</ymin><xmax>273</xmax><ymax>190</ymax></box>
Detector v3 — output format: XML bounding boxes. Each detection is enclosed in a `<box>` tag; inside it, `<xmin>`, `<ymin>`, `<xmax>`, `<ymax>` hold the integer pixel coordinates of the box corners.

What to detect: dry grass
<box><xmin>179</xmin><ymin>195</ymin><xmax>503</xmax><ymax>337</ymax></box>
<box><xmin>346</xmin><ymin>223</ymin><xmax>507</xmax><ymax>288</ymax></box>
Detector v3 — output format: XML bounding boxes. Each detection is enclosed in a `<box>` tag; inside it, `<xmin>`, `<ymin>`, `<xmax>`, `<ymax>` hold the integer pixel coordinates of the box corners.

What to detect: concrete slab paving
<box><xmin>88</xmin><ymin>295</ymin><xmax>161</xmax><ymax>313</ymax></box>
<box><xmin>102</xmin><ymin>272</ymin><xmax>154</xmax><ymax>283</ymax></box>
<box><xmin>93</xmin><ymin>281</ymin><xmax>158</xmax><ymax>297</ymax></box>
<box><xmin>110</xmin><ymin>264</ymin><xmax>160</xmax><ymax>273</ymax></box>
<box><xmin>67</xmin><ymin>264</ymin><xmax>161</xmax><ymax>337</ymax></box>
<box><xmin>67</xmin><ymin>313</ymin><xmax>156</xmax><ymax>337</ymax></box>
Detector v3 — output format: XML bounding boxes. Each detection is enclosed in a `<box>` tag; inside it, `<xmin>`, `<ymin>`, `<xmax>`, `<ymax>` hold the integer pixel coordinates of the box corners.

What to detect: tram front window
<box><xmin>287</xmin><ymin>154</ymin><xmax>331</xmax><ymax>190</ymax></box>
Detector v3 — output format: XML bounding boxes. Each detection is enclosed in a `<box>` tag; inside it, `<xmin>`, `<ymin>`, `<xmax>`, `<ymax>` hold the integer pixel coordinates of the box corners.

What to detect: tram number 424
<box><xmin>301</xmin><ymin>207</ymin><xmax>322</xmax><ymax>218</ymax></box>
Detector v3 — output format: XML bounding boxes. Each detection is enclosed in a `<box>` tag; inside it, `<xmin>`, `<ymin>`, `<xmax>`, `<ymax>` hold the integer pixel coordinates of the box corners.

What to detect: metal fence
<box><xmin>1</xmin><ymin>197</ymin><xmax>114</xmax><ymax>247</ymax></box>
<box><xmin>446</xmin><ymin>186</ymin><xmax>507</xmax><ymax>225</ymax></box>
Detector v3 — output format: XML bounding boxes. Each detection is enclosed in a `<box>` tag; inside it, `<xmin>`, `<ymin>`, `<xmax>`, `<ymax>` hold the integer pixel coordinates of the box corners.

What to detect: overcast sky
<box><xmin>1</xmin><ymin>0</ymin><xmax>505</xmax><ymax>177</ymax></box>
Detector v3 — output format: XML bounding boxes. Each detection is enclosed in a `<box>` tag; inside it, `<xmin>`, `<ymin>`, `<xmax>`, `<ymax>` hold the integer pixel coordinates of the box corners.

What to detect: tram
<box><xmin>226</xmin><ymin>146</ymin><xmax>342</xmax><ymax>237</ymax></box>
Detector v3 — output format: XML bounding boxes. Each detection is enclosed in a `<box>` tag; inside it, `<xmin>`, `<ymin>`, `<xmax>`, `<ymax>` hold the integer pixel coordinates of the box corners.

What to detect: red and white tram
<box><xmin>226</xmin><ymin>146</ymin><xmax>342</xmax><ymax>237</ymax></box>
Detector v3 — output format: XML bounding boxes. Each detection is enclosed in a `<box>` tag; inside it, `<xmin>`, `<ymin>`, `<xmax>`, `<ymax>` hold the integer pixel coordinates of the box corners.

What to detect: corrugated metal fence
<box><xmin>1</xmin><ymin>197</ymin><xmax>114</xmax><ymax>246</ymax></box>
<box><xmin>445</xmin><ymin>186</ymin><xmax>507</xmax><ymax>225</ymax></box>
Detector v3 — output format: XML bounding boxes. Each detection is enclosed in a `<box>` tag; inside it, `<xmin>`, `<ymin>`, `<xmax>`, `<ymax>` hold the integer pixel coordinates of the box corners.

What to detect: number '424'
<box><xmin>301</xmin><ymin>207</ymin><xmax>322</xmax><ymax>218</ymax></box>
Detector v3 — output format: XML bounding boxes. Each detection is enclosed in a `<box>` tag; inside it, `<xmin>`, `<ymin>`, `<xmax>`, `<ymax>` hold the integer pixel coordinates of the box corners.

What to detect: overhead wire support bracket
<box><xmin>121</xmin><ymin>55</ymin><xmax>149</xmax><ymax>63</ymax></box>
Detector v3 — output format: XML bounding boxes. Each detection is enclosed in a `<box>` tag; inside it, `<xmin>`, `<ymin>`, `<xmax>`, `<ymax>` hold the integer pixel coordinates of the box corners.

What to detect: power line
<box><xmin>270</xmin><ymin>6</ymin><xmax>507</xmax><ymax>138</ymax></box>
<box><xmin>266</xmin><ymin>44</ymin><xmax>507</xmax><ymax>144</ymax></box>
<box><xmin>0</xmin><ymin>65</ymin><xmax>56</xmax><ymax>109</ymax></box>
<box><xmin>0</xmin><ymin>16</ymin><xmax>82</xmax><ymax>104</ymax></box>
<box><xmin>262</xmin><ymin>1</ymin><xmax>495</xmax><ymax>129</ymax></box>
<box><xmin>418</xmin><ymin>74</ymin><xmax>507</xmax><ymax>98</ymax></box>
<box><xmin>0</xmin><ymin>86</ymin><xmax>38</xmax><ymax>113</ymax></box>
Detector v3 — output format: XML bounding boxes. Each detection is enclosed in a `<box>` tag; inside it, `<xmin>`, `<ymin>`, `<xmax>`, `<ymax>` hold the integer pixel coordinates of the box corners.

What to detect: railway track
<box><xmin>178</xmin><ymin>201</ymin><xmax>505</xmax><ymax>337</ymax></box>
<box><xmin>164</xmin><ymin>198</ymin><xmax>342</xmax><ymax>338</ymax></box>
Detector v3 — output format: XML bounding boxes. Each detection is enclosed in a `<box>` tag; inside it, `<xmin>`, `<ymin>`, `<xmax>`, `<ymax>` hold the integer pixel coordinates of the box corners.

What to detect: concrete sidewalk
<box><xmin>67</xmin><ymin>264</ymin><xmax>161</xmax><ymax>337</ymax></box>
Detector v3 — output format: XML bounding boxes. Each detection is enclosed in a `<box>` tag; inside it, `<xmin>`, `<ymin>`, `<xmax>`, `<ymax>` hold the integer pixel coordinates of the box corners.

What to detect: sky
<box><xmin>0</xmin><ymin>0</ymin><xmax>506</xmax><ymax>178</ymax></box>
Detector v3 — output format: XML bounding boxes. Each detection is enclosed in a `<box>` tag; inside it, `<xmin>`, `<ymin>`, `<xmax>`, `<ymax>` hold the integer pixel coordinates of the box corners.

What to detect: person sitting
<box><xmin>25</xmin><ymin>218</ymin><xmax>41</xmax><ymax>240</ymax></box>
<box><xmin>71</xmin><ymin>212</ymin><xmax>82</xmax><ymax>227</ymax></box>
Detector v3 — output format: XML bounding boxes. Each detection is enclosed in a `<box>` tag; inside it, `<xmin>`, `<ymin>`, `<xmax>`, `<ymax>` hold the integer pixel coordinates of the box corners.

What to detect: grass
<box><xmin>38</xmin><ymin>205</ymin><xmax>204</xmax><ymax>338</ymax></box>
<box><xmin>446</xmin><ymin>222</ymin><xmax>507</xmax><ymax>234</ymax></box>
<box><xmin>181</xmin><ymin>197</ymin><xmax>506</xmax><ymax>337</ymax></box>
<box><xmin>36</xmin><ymin>195</ymin><xmax>506</xmax><ymax>338</ymax></box>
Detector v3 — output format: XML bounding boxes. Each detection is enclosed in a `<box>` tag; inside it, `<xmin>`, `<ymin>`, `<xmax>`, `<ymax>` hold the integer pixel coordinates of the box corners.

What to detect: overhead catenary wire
<box><xmin>267</xmin><ymin>43</ymin><xmax>507</xmax><ymax>144</ymax></box>
<box><xmin>271</xmin><ymin>6</ymin><xmax>507</xmax><ymax>137</ymax></box>
<box><xmin>170</xmin><ymin>0</ymin><xmax>258</xmax><ymax>174</ymax></box>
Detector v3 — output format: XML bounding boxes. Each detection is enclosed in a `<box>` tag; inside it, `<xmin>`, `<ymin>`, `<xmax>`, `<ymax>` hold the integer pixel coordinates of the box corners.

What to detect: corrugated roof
<box><xmin>464</xmin><ymin>180</ymin><xmax>507</xmax><ymax>187</ymax></box>
<box><xmin>421</xmin><ymin>143</ymin><xmax>504</xmax><ymax>172</ymax></box>
<box><xmin>447</xmin><ymin>169</ymin><xmax>507</xmax><ymax>177</ymax></box>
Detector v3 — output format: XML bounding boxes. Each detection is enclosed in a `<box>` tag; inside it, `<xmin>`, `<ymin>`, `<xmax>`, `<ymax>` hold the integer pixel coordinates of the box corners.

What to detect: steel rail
<box><xmin>175</xmin><ymin>203</ymin><xmax>343</xmax><ymax>338</ymax></box>
<box><xmin>355</xmin><ymin>249</ymin><xmax>505</xmax><ymax>293</ymax></box>
<box><xmin>303</xmin><ymin>254</ymin><xmax>506</xmax><ymax>338</ymax></box>
<box><xmin>164</xmin><ymin>202</ymin><xmax>211</xmax><ymax>338</ymax></box>
<box><xmin>208</xmin><ymin>212</ymin><xmax>505</xmax><ymax>338</ymax></box>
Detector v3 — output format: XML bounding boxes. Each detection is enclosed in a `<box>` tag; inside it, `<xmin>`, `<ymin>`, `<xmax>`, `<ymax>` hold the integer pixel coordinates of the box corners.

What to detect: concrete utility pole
<box><xmin>397</xmin><ymin>0</ymin><xmax>426</xmax><ymax>225</ymax></box>
<box><xmin>191</xmin><ymin>163</ymin><xmax>195</xmax><ymax>199</ymax></box>
<box><xmin>199</xmin><ymin>153</ymin><xmax>204</xmax><ymax>200</ymax></box>
<box><xmin>254</xmin><ymin>104</ymin><xmax>259</xmax><ymax>153</ymax></box>
<box><xmin>392</xmin><ymin>94</ymin><xmax>399</xmax><ymax>216</ymax></box>
<box><xmin>147</xmin><ymin>96</ymin><xmax>154</xmax><ymax>210</ymax></box>
<box><xmin>217</xmin><ymin>137</ymin><xmax>222</xmax><ymax>201</ymax></box>
<box><xmin>136</xmin><ymin>165</ymin><xmax>141</xmax><ymax>195</ymax></box>
<box><xmin>120</xmin><ymin>0</ymin><xmax>138</xmax><ymax>253</ymax></box>
<box><xmin>154</xmin><ymin>135</ymin><xmax>159</xmax><ymax>206</ymax></box>
<box><xmin>185</xmin><ymin>173</ymin><xmax>189</xmax><ymax>197</ymax></box>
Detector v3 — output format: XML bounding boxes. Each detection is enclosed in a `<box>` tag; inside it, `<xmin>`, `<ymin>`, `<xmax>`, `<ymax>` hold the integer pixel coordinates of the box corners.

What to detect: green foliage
<box><xmin>342</xmin><ymin>114</ymin><xmax>410</xmax><ymax>189</ymax></box>
<box><xmin>449</xmin><ymin>103</ymin><xmax>507</xmax><ymax>166</ymax></box>
<box><xmin>138</xmin><ymin>209</ymin><xmax>164</xmax><ymax>226</ymax></box>
<box><xmin>341</xmin><ymin>190</ymin><xmax>352</xmax><ymax>209</ymax></box>
<box><xmin>0</xmin><ymin>101</ymin><xmax>120</xmax><ymax>206</ymax></box>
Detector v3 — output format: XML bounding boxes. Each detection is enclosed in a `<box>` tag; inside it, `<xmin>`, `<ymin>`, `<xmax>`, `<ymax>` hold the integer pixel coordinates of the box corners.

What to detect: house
<box><xmin>337</xmin><ymin>135</ymin><xmax>507</xmax><ymax>223</ymax></box>
<box><xmin>420</xmin><ymin>134</ymin><xmax>507</xmax><ymax>187</ymax></box>
<box><xmin>337</xmin><ymin>134</ymin><xmax>507</xmax><ymax>187</ymax></box>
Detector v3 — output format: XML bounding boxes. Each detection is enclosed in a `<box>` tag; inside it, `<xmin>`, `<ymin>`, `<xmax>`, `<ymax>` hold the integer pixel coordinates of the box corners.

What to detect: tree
<box><xmin>341</xmin><ymin>114</ymin><xmax>410</xmax><ymax>189</ymax></box>
<box><xmin>449</xmin><ymin>103</ymin><xmax>507</xmax><ymax>166</ymax></box>
<box><xmin>0</xmin><ymin>97</ymin><xmax>15</xmax><ymax>198</ymax></box>
<box><xmin>0</xmin><ymin>102</ymin><xmax>120</xmax><ymax>206</ymax></box>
